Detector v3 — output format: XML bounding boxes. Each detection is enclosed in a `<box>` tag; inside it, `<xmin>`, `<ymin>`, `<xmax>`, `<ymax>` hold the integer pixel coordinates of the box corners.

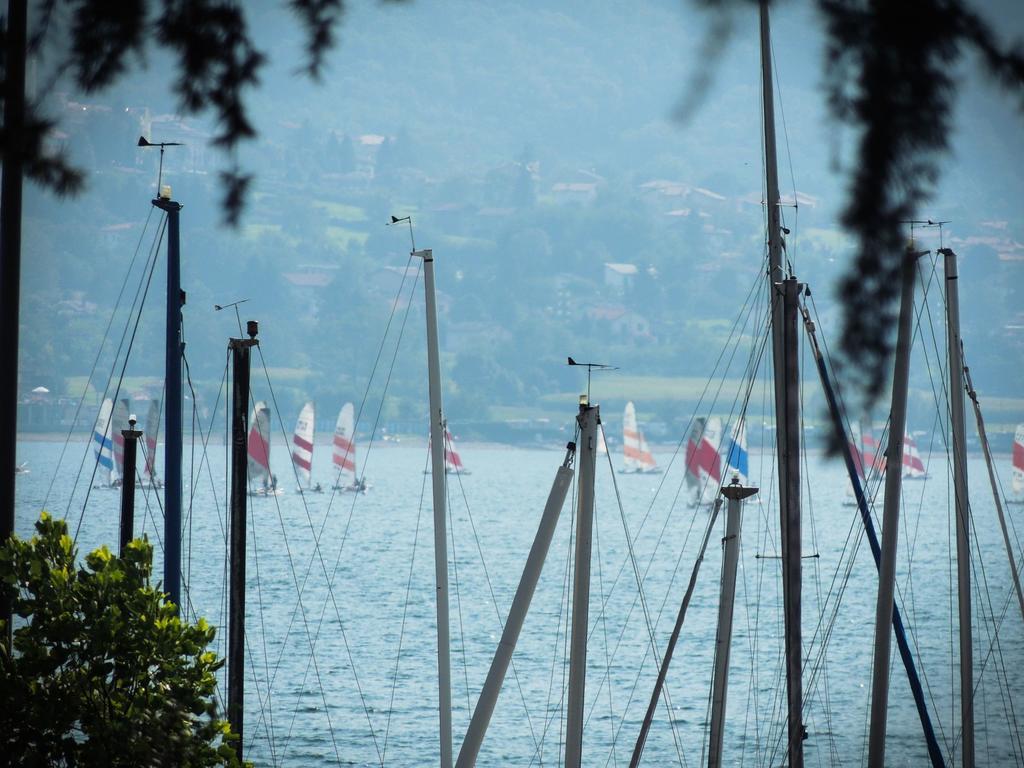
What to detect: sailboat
<box><xmin>111</xmin><ymin>397</ymin><xmax>131</xmax><ymax>488</ymax></box>
<box><xmin>444</xmin><ymin>428</ymin><xmax>470</xmax><ymax>475</ymax></box>
<box><xmin>247</xmin><ymin>401</ymin><xmax>281</xmax><ymax>496</ymax></box>
<box><xmin>142</xmin><ymin>397</ymin><xmax>162</xmax><ymax>489</ymax></box>
<box><xmin>92</xmin><ymin>397</ymin><xmax>116</xmax><ymax>489</ymax></box>
<box><xmin>902</xmin><ymin>432</ymin><xmax>928</xmax><ymax>479</ymax></box>
<box><xmin>861</xmin><ymin>426</ymin><xmax>886</xmax><ymax>477</ymax></box>
<box><xmin>684</xmin><ymin>416</ymin><xmax>722</xmax><ymax>505</ymax></box>
<box><xmin>332</xmin><ymin>402</ymin><xmax>366</xmax><ymax>492</ymax></box>
<box><xmin>724</xmin><ymin>419</ymin><xmax>748</xmax><ymax>484</ymax></box>
<box><xmin>1010</xmin><ymin>424</ymin><xmax>1024</xmax><ymax>505</ymax></box>
<box><xmin>292</xmin><ymin>401</ymin><xmax>322</xmax><ymax>494</ymax></box>
<box><xmin>597</xmin><ymin>424</ymin><xmax>609</xmax><ymax>455</ymax></box>
<box><xmin>620</xmin><ymin>401</ymin><xmax>660</xmax><ymax>474</ymax></box>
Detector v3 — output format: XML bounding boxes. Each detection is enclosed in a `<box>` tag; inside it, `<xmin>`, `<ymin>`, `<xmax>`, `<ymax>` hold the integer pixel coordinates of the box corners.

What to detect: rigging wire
<box><xmin>41</xmin><ymin>207</ymin><xmax>155</xmax><ymax>513</ymax></box>
<box><xmin>261</xmin><ymin>254</ymin><xmax>422</xmax><ymax>764</ymax></box>
<box><xmin>72</xmin><ymin>215</ymin><xmax>167</xmax><ymax>542</ymax></box>
<box><xmin>381</xmin><ymin>447</ymin><xmax>430</xmax><ymax>762</ymax></box>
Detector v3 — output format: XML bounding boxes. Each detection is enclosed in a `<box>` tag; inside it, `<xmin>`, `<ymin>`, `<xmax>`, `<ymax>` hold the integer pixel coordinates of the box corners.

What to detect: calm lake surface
<box><xmin>14</xmin><ymin>438</ymin><xmax>1024</xmax><ymax>766</ymax></box>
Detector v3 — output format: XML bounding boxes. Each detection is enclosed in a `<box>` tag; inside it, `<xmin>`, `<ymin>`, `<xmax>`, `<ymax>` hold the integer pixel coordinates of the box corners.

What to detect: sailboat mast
<box><xmin>118</xmin><ymin>418</ymin><xmax>142</xmax><ymax>555</ymax></box>
<box><xmin>0</xmin><ymin>0</ymin><xmax>26</xmax><ymax>640</ymax></box>
<box><xmin>942</xmin><ymin>247</ymin><xmax>974</xmax><ymax>766</ymax></box>
<box><xmin>565</xmin><ymin>400</ymin><xmax>598</xmax><ymax>768</ymax></box>
<box><xmin>759</xmin><ymin>6</ymin><xmax>805</xmax><ymax>764</ymax></box>
<box><xmin>964</xmin><ymin>364</ymin><xmax>1024</xmax><ymax>623</ymax></box>
<box><xmin>228</xmin><ymin>323</ymin><xmax>257</xmax><ymax>762</ymax></box>
<box><xmin>154</xmin><ymin>192</ymin><xmax>184</xmax><ymax>611</ymax></box>
<box><xmin>801</xmin><ymin>301</ymin><xmax>945</xmax><ymax>767</ymax></box>
<box><xmin>456</xmin><ymin>442</ymin><xmax>576</xmax><ymax>767</ymax></box>
<box><xmin>868</xmin><ymin>249</ymin><xmax>918</xmax><ymax>766</ymax></box>
<box><xmin>708</xmin><ymin>481</ymin><xmax>758</xmax><ymax>768</ymax></box>
<box><xmin>417</xmin><ymin>247</ymin><xmax>453</xmax><ymax>768</ymax></box>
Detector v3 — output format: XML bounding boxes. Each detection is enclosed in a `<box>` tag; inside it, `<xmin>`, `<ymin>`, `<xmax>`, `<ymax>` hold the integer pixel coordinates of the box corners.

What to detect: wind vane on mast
<box><xmin>567</xmin><ymin>357</ymin><xmax>617</xmax><ymax>403</ymax></box>
<box><xmin>214</xmin><ymin>298</ymin><xmax>250</xmax><ymax>334</ymax></box>
<box><xmin>137</xmin><ymin>135</ymin><xmax>184</xmax><ymax>196</ymax></box>
<box><xmin>387</xmin><ymin>214</ymin><xmax>417</xmax><ymax>252</ymax></box>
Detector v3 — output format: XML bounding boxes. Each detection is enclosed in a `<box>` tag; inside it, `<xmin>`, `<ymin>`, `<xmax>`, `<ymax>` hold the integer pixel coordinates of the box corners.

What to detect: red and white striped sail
<box><xmin>333</xmin><ymin>402</ymin><xmax>357</xmax><ymax>486</ymax></box>
<box><xmin>685</xmin><ymin>416</ymin><xmax>722</xmax><ymax>502</ymax></box>
<box><xmin>444</xmin><ymin>428</ymin><xmax>466</xmax><ymax>473</ymax></box>
<box><xmin>144</xmin><ymin>397</ymin><xmax>161</xmax><ymax>485</ymax></box>
<box><xmin>1012</xmin><ymin>424</ymin><xmax>1024</xmax><ymax>496</ymax></box>
<box><xmin>861</xmin><ymin>429</ymin><xmax>886</xmax><ymax>476</ymax></box>
<box><xmin>902</xmin><ymin>432</ymin><xmax>927</xmax><ymax>478</ymax></box>
<box><xmin>248</xmin><ymin>401</ymin><xmax>273</xmax><ymax>489</ymax></box>
<box><xmin>622</xmin><ymin>401</ymin><xmax>657</xmax><ymax>472</ymax></box>
<box><xmin>291</xmin><ymin>401</ymin><xmax>316</xmax><ymax>489</ymax></box>
<box><xmin>112</xmin><ymin>398</ymin><xmax>131</xmax><ymax>483</ymax></box>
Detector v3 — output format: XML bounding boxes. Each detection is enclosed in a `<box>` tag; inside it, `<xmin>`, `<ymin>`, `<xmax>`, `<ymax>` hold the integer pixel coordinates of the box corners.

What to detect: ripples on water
<box><xmin>14</xmin><ymin>440</ymin><xmax>1024</xmax><ymax>766</ymax></box>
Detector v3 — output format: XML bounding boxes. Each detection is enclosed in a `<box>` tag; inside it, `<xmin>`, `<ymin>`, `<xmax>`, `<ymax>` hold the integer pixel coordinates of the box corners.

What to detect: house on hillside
<box><xmin>604</xmin><ymin>262</ymin><xmax>638</xmax><ymax>293</ymax></box>
<box><xmin>587</xmin><ymin>303</ymin><xmax>655</xmax><ymax>342</ymax></box>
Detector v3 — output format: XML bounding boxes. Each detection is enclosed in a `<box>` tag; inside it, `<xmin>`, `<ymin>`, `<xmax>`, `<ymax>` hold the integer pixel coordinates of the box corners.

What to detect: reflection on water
<box><xmin>14</xmin><ymin>439</ymin><xmax>1024</xmax><ymax>766</ymax></box>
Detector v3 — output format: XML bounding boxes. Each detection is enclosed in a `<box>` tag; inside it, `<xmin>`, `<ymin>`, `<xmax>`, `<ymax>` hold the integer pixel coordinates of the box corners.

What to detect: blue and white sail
<box><xmin>724</xmin><ymin>419</ymin><xmax>748</xmax><ymax>485</ymax></box>
<box><xmin>93</xmin><ymin>397</ymin><xmax>115</xmax><ymax>486</ymax></box>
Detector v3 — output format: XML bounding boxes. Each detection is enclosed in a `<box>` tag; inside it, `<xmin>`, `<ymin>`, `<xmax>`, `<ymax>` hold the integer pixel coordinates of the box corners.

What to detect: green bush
<box><xmin>0</xmin><ymin>514</ymin><xmax>241</xmax><ymax>766</ymax></box>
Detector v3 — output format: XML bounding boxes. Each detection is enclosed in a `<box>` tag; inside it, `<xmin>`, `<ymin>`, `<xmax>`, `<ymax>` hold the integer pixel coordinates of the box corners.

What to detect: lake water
<box><xmin>13</xmin><ymin>437</ymin><xmax>1024</xmax><ymax>766</ymax></box>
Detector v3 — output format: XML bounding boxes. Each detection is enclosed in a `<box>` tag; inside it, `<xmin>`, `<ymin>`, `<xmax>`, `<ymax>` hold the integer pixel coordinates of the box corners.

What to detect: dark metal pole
<box><xmin>780</xmin><ymin>277</ymin><xmax>805</xmax><ymax>765</ymax></box>
<box><xmin>228</xmin><ymin>322</ymin><xmax>258</xmax><ymax>762</ymax></box>
<box><xmin>119</xmin><ymin>418</ymin><xmax>143</xmax><ymax>555</ymax></box>
<box><xmin>0</xmin><ymin>0</ymin><xmax>28</xmax><ymax>639</ymax></box>
<box><xmin>801</xmin><ymin>301</ymin><xmax>945</xmax><ymax>767</ymax></box>
<box><xmin>153</xmin><ymin>195</ymin><xmax>183</xmax><ymax>610</ymax></box>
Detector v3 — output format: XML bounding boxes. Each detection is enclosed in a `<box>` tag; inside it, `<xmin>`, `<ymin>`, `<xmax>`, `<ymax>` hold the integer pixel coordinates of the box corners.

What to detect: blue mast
<box><xmin>800</xmin><ymin>301</ymin><xmax>945</xmax><ymax>768</ymax></box>
<box><xmin>154</xmin><ymin>194</ymin><xmax>183</xmax><ymax>611</ymax></box>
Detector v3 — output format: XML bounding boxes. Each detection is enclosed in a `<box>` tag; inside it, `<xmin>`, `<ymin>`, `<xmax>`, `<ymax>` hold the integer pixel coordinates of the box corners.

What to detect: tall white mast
<box><xmin>867</xmin><ymin>249</ymin><xmax>918</xmax><ymax>766</ymax></box>
<box><xmin>708</xmin><ymin>480</ymin><xmax>758</xmax><ymax>768</ymax></box>
<box><xmin>565</xmin><ymin>399</ymin><xmax>599</xmax><ymax>768</ymax></box>
<box><xmin>417</xmin><ymin>247</ymin><xmax>453</xmax><ymax>768</ymax></box>
<box><xmin>456</xmin><ymin>442</ymin><xmax>576</xmax><ymax>766</ymax></box>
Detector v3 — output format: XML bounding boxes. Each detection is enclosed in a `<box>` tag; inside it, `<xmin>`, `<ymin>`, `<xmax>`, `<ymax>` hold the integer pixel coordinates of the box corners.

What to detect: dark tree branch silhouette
<box><xmin>696</xmin><ymin>0</ymin><xmax>1024</xmax><ymax>408</ymax></box>
<box><xmin>1</xmin><ymin>0</ymin><xmax>354</xmax><ymax>225</ymax></box>
<box><xmin>2</xmin><ymin>0</ymin><xmax>1022</xmax><ymax>401</ymax></box>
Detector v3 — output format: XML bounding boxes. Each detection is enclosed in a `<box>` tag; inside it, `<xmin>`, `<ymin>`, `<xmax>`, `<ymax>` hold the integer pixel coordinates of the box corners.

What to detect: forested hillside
<box><xmin>18</xmin><ymin>0</ymin><xmax>1024</xmax><ymax>441</ymax></box>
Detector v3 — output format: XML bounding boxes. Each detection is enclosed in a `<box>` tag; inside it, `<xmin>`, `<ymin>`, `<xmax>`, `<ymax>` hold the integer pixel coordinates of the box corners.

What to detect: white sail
<box><xmin>291</xmin><ymin>401</ymin><xmax>316</xmax><ymax>489</ymax></box>
<box><xmin>93</xmin><ymin>397</ymin><xmax>115</xmax><ymax>486</ymax></box>
<box><xmin>248</xmin><ymin>401</ymin><xmax>274</xmax><ymax>491</ymax></box>
<box><xmin>144</xmin><ymin>397</ymin><xmax>161</xmax><ymax>486</ymax></box>
<box><xmin>622</xmin><ymin>401</ymin><xmax>657</xmax><ymax>473</ymax></box>
<box><xmin>333</xmin><ymin>402</ymin><xmax>357</xmax><ymax>487</ymax></box>
<box><xmin>597</xmin><ymin>425</ymin><xmax>608</xmax><ymax>455</ymax></box>
<box><xmin>1013</xmin><ymin>424</ymin><xmax>1024</xmax><ymax>496</ymax></box>
<box><xmin>112</xmin><ymin>398</ymin><xmax>131</xmax><ymax>483</ymax></box>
